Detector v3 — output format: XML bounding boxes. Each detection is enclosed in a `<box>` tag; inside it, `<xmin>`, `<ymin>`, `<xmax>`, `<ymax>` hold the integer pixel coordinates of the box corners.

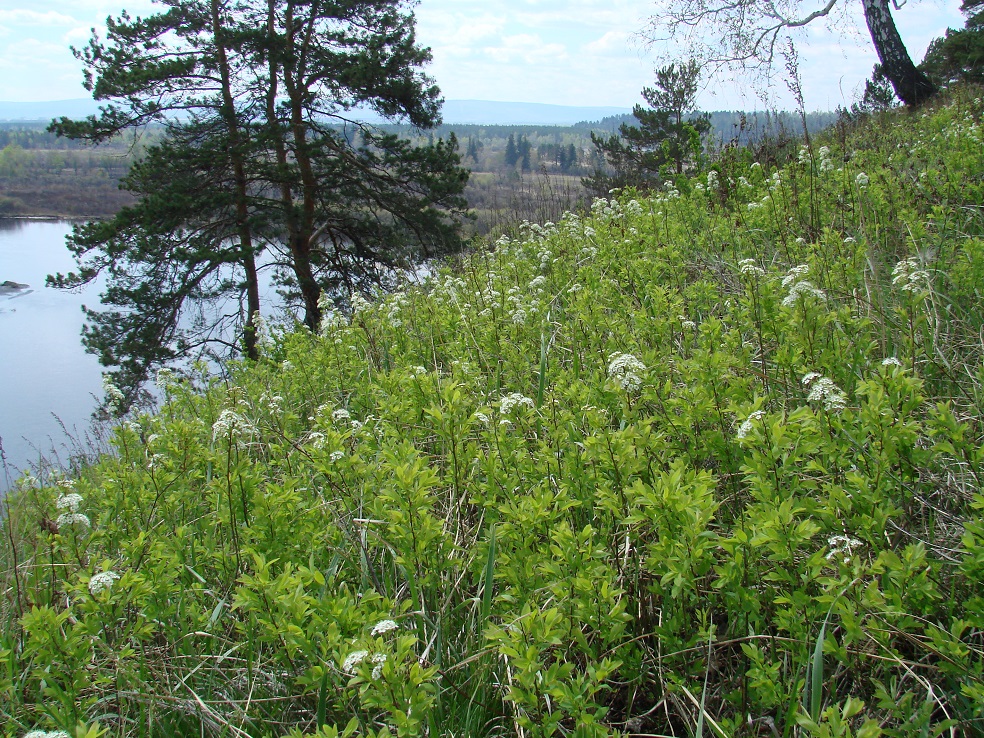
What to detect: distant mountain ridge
<box><xmin>0</xmin><ymin>98</ymin><xmax>633</xmax><ymax>126</ymax></box>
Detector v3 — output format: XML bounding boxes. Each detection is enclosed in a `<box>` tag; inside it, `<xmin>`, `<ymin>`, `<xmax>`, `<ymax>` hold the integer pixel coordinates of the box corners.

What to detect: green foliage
<box><xmin>583</xmin><ymin>59</ymin><xmax>710</xmax><ymax>196</ymax></box>
<box><xmin>4</xmin><ymin>90</ymin><xmax>984</xmax><ymax>737</ymax></box>
<box><xmin>921</xmin><ymin>0</ymin><xmax>984</xmax><ymax>86</ymax></box>
<box><xmin>49</xmin><ymin>0</ymin><xmax>469</xmax><ymax>395</ymax></box>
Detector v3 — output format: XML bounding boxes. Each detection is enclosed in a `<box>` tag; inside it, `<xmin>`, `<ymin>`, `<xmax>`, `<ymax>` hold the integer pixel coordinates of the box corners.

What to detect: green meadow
<box><xmin>3</xmin><ymin>90</ymin><xmax>984</xmax><ymax>737</ymax></box>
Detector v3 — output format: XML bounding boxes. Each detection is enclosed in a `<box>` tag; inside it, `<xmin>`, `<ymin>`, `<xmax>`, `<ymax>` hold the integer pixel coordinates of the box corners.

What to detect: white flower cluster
<box><xmin>102</xmin><ymin>375</ymin><xmax>126</xmax><ymax>414</ymax></box>
<box><xmin>341</xmin><ymin>649</ymin><xmax>388</xmax><ymax>680</ymax></box>
<box><xmin>88</xmin><ymin>570</ymin><xmax>120</xmax><ymax>596</ymax></box>
<box><xmin>625</xmin><ymin>199</ymin><xmax>643</xmax><ymax>216</ymax></box>
<box><xmin>782</xmin><ymin>280</ymin><xmax>826</xmax><ymax>308</ymax></box>
<box><xmin>23</xmin><ymin>731</ymin><xmax>71</xmax><ymax>738</ymax></box>
<box><xmin>155</xmin><ymin>367</ymin><xmax>177</xmax><ymax>391</ymax></box>
<box><xmin>881</xmin><ymin>357</ymin><xmax>902</xmax><ymax>368</ymax></box>
<box><xmin>607</xmin><ymin>352</ymin><xmax>646</xmax><ymax>393</ymax></box>
<box><xmin>211</xmin><ymin>409</ymin><xmax>257</xmax><ymax>445</ymax></box>
<box><xmin>342</xmin><ymin>650</ymin><xmax>368</xmax><ymax>674</ymax></box>
<box><xmin>738</xmin><ymin>258</ymin><xmax>765</xmax><ymax>276</ymax></box>
<box><xmin>251</xmin><ymin>311</ymin><xmax>274</xmax><ymax>352</ymax></box>
<box><xmin>384</xmin><ymin>292</ymin><xmax>408</xmax><ymax>329</ymax></box>
<box><xmin>736</xmin><ymin>410</ymin><xmax>766</xmax><ymax>441</ymax></box>
<box><xmin>350</xmin><ymin>292</ymin><xmax>372</xmax><ymax>314</ymax></box>
<box><xmin>56</xmin><ymin>492</ymin><xmax>84</xmax><ymax>512</ymax></box>
<box><xmin>370</xmin><ymin>653</ymin><xmax>387</xmax><ymax>680</ymax></box>
<box><xmin>802</xmin><ymin>372</ymin><xmax>847</xmax><ymax>412</ymax></box>
<box><xmin>500</xmin><ymin>393</ymin><xmax>535</xmax><ymax>415</ymax></box>
<box><xmin>781</xmin><ymin>265</ymin><xmax>825</xmax><ymax>307</ymax></box>
<box><xmin>826</xmin><ymin>535</ymin><xmax>863</xmax><ymax>564</ymax></box>
<box><xmin>55</xmin><ymin>487</ymin><xmax>91</xmax><ymax>531</ymax></box>
<box><xmin>371</xmin><ymin>619</ymin><xmax>399</xmax><ymax>636</ymax></box>
<box><xmin>892</xmin><ymin>257</ymin><xmax>931</xmax><ymax>293</ymax></box>
<box><xmin>855</xmin><ymin>172</ymin><xmax>870</xmax><ymax>188</ymax></box>
<box><xmin>707</xmin><ymin>170</ymin><xmax>719</xmax><ymax>190</ymax></box>
<box><xmin>817</xmin><ymin>146</ymin><xmax>834</xmax><ymax>173</ymax></box>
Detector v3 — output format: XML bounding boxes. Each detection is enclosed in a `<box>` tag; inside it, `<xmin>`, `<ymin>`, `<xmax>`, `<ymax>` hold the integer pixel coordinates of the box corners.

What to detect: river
<box><xmin>0</xmin><ymin>219</ymin><xmax>105</xmax><ymax>494</ymax></box>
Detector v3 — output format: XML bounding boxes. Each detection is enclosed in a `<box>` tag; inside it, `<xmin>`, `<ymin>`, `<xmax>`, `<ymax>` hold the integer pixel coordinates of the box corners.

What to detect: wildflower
<box><xmin>332</xmin><ymin>409</ymin><xmax>351</xmax><ymax>423</ymax></box>
<box><xmin>342</xmin><ymin>650</ymin><xmax>368</xmax><ymax>674</ymax></box>
<box><xmin>211</xmin><ymin>409</ymin><xmax>256</xmax><ymax>445</ymax></box>
<box><xmin>56</xmin><ymin>513</ymin><xmax>91</xmax><ymax>530</ymax></box>
<box><xmin>881</xmin><ymin>357</ymin><xmax>902</xmax><ymax>367</ymax></box>
<box><xmin>607</xmin><ymin>352</ymin><xmax>646</xmax><ymax>393</ymax></box>
<box><xmin>88</xmin><ymin>570</ymin><xmax>120</xmax><ymax>596</ymax></box>
<box><xmin>529</xmin><ymin>275</ymin><xmax>547</xmax><ymax>290</ymax></box>
<box><xmin>103</xmin><ymin>376</ymin><xmax>126</xmax><ymax>413</ymax></box>
<box><xmin>826</xmin><ymin>534</ymin><xmax>863</xmax><ymax>564</ymax></box>
<box><xmin>350</xmin><ymin>293</ymin><xmax>371</xmax><ymax>314</ymax></box>
<box><xmin>626</xmin><ymin>199</ymin><xmax>643</xmax><ymax>216</ymax></box>
<box><xmin>781</xmin><ymin>281</ymin><xmax>826</xmax><ymax>307</ymax></box>
<box><xmin>738</xmin><ymin>258</ymin><xmax>765</xmax><ymax>276</ymax></box>
<box><xmin>371</xmin><ymin>619</ymin><xmax>399</xmax><ymax>636</ymax></box>
<box><xmin>474</xmin><ymin>412</ymin><xmax>490</xmax><ymax>424</ymax></box>
<box><xmin>802</xmin><ymin>373</ymin><xmax>847</xmax><ymax>412</ymax></box>
<box><xmin>251</xmin><ymin>312</ymin><xmax>274</xmax><ymax>351</ymax></box>
<box><xmin>371</xmin><ymin>653</ymin><xmax>387</xmax><ymax>680</ymax></box>
<box><xmin>56</xmin><ymin>493</ymin><xmax>84</xmax><ymax>512</ymax></box>
<box><xmin>329</xmin><ymin>451</ymin><xmax>345</xmax><ymax>463</ymax></box>
<box><xmin>892</xmin><ymin>257</ymin><xmax>931</xmax><ymax>293</ymax></box>
<box><xmin>855</xmin><ymin>172</ymin><xmax>870</xmax><ymax>188</ymax></box>
<box><xmin>736</xmin><ymin>410</ymin><xmax>766</xmax><ymax>441</ymax></box>
<box><xmin>155</xmin><ymin>367</ymin><xmax>176</xmax><ymax>390</ymax></box>
<box><xmin>500</xmin><ymin>393</ymin><xmax>535</xmax><ymax>415</ymax></box>
<box><xmin>781</xmin><ymin>264</ymin><xmax>811</xmax><ymax>289</ymax></box>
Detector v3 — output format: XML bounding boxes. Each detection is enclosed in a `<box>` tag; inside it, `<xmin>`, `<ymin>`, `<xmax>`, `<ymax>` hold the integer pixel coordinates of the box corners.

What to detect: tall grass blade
<box><xmin>481</xmin><ymin>524</ymin><xmax>496</xmax><ymax>625</ymax></box>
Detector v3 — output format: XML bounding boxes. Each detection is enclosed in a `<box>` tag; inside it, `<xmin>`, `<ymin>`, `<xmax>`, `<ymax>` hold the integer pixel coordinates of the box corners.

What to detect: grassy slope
<box><xmin>3</xmin><ymin>91</ymin><xmax>984</xmax><ymax>738</ymax></box>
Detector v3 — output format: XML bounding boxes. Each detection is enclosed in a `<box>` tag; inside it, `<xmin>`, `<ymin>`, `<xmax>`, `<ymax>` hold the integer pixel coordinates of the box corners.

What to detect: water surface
<box><xmin>0</xmin><ymin>219</ymin><xmax>105</xmax><ymax>492</ymax></box>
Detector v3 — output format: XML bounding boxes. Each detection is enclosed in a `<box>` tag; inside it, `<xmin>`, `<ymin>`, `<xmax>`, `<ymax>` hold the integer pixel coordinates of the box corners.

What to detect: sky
<box><xmin>0</xmin><ymin>0</ymin><xmax>966</xmax><ymax>111</ymax></box>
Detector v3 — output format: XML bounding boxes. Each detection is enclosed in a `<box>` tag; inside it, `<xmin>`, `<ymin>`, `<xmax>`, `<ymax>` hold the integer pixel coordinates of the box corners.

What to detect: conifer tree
<box><xmin>49</xmin><ymin>0</ymin><xmax>468</xmax><ymax>396</ymax></box>
<box><xmin>583</xmin><ymin>60</ymin><xmax>709</xmax><ymax>196</ymax></box>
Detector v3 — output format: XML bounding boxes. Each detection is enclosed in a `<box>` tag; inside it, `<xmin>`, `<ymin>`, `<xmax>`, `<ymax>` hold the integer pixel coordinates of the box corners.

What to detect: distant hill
<box><xmin>0</xmin><ymin>99</ymin><xmax>103</xmax><ymax>121</ymax></box>
<box><xmin>0</xmin><ymin>98</ymin><xmax>634</xmax><ymax>126</ymax></box>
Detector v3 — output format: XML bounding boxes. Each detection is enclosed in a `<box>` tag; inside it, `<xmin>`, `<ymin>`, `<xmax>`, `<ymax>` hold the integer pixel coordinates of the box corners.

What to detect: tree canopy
<box><xmin>50</xmin><ymin>0</ymin><xmax>469</xmax><ymax>397</ymax></box>
<box><xmin>583</xmin><ymin>60</ymin><xmax>709</xmax><ymax>196</ymax></box>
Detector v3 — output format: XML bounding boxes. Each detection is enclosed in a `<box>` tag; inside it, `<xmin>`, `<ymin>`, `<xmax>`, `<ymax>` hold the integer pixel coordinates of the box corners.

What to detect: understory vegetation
<box><xmin>3</xmin><ymin>89</ymin><xmax>984</xmax><ymax>737</ymax></box>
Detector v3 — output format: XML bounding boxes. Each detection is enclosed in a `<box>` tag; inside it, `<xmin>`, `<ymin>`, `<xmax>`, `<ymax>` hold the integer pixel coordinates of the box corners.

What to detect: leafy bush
<box><xmin>3</xmin><ymin>88</ymin><xmax>984</xmax><ymax>737</ymax></box>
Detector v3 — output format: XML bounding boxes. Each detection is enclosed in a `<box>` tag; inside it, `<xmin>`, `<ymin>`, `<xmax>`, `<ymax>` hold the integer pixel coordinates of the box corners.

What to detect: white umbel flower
<box><xmin>56</xmin><ymin>493</ymin><xmax>84</xmax><ymax>512</ymax></box>
<box><xmin>608</xmin><ymin>353</ymin><xmax>646</xmax><ymax>393</ymax></box>
<box><xmin>371</xmin><ymin>619</ymin><xmax>399</xmax><ymax>636</ymax></box>
<box><xmin>736</xmin><ymin>410</ymin><xmax>766</xmax><ymax>441</ymax></box>
<box><xmin>499</xmin><ymin>393</ymin><xmax>535</xmax><ymax>415</ymax></box>
<box><xmin>88</xmin><ymin>570</ymin><xmax>120</xmax><ymax>596</ymax></box>
<box><xmin>56</xmin><ymin>513</ymin><xmax>90</xmax><ymax>530</ymax></box>
<box><xmin>802</xmin><ymin>373</ymin><xmax>847</xmax><ymax>412</ymax></box>
<box><xmin>342</xmin><ymin>650</ymin><xmax>368</xmax><ymax>674</ymax></box>
<box><xmin>371</xmin><ymin>653</ymin><xmax>387</xmax><ymax>680</ymax></box>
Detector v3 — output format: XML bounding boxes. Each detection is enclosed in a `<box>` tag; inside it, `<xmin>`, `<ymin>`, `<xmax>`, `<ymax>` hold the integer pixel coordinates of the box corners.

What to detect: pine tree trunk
<box><xmin>861</xmin><ymin>0</ymin><xmax>937</xmax><ymax>106</ymax></box>
<box><xmin>211</xmin><ymin>0</ymin><xmax>261</xmax><ymax>359</ymax></box>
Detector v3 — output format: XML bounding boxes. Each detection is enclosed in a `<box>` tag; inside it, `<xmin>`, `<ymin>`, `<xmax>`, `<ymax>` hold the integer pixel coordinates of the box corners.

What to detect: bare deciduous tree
<box><xmin>646</xmin><ymin>0</ymin><xmax>937</xmax><ymax>106</ymax></box>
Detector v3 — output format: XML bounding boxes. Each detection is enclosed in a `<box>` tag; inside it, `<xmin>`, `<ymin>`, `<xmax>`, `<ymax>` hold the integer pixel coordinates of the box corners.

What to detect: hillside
<box><xmin>3</xmin><ymin>90</ymin><xmax>984</xmax><ymax>737</ymax></box>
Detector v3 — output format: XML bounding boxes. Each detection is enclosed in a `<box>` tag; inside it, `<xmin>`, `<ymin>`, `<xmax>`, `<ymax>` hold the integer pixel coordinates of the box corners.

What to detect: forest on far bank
<box><xmin>0</xmin><ymin>109</ymin><xmax>838</xmax><ymax>231</ymax></box>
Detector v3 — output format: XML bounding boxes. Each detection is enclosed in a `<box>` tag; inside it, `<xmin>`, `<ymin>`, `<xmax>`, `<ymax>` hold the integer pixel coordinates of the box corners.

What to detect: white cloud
<box><xmin>0</xmin><ymin>9</ymin><xmax>77</xmax><ymax>26</ymax></box>
<box><xmin>584</xmin><ymin>30</ymin><xmax>636</xmax><ymax>56</ymax></box>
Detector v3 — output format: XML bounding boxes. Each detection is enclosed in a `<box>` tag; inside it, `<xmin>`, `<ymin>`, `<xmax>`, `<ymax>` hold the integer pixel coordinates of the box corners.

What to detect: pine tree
<box><xmin>583</xmin><ymin>60</ymin><xmax>709</xmax><ymax>197</ymax></box>
<box><xmin>49</xmin><ymin>0</ymin><xmax>469</xmax><ymax>395</ymax></box>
